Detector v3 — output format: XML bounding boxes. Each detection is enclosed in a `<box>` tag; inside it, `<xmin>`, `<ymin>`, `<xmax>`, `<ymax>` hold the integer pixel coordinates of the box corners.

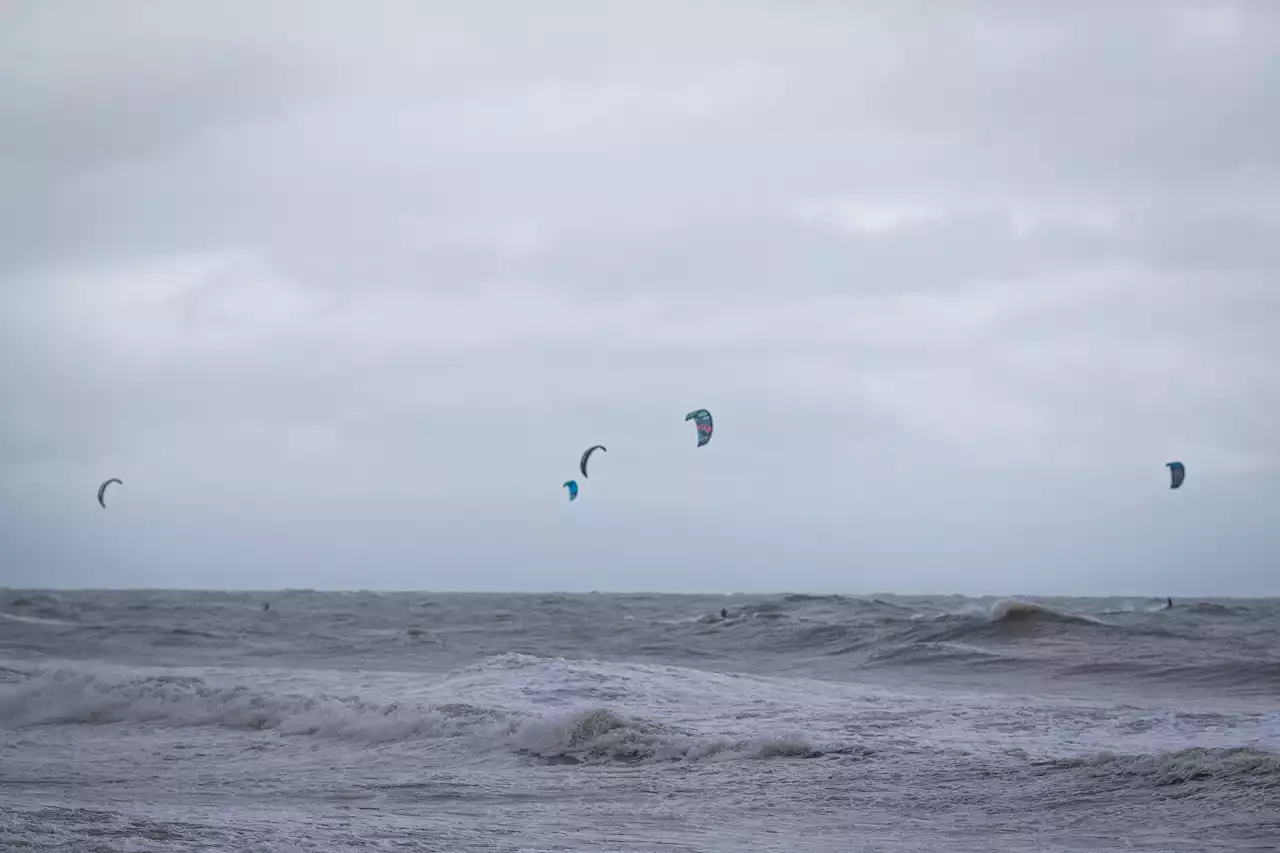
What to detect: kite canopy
<box><xmin>684</xmin><ymin>409</ymin><xmax>713</xmax><ymax>447</ymax></box>
<box><xmin>1166</xmin><ymin>461</ymin><xmax>1185</xmax><ymax>490</ymax></box>
<box><xmin>97</xmin><ymin>478</ymin><xmax>122</xmax><ymax>508</ymax></box>
<box><xmin>580</xmin><ymin>445</ymin><xmax>606</xmax><ymax>478</ymax></box>
<box><xmin>563</xmin><ymin>480</ymin><xmax>579</xmax><ymax>501</ymax></box>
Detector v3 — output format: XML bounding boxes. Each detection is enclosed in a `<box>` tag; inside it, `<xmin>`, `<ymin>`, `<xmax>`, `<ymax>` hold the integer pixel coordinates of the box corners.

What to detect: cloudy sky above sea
<box><xmin>2</xmin><ymin>1</ymin><xmax>1277</xmax><ymax>595</ymax></box>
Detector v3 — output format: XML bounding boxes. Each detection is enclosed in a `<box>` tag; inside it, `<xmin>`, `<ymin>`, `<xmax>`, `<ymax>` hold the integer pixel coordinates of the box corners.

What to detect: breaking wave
<box><xmin>1054</xmin><ymin>747</ymin><xmax>1280</xmax><ymax>793</ymax></box>
<box><xmin>0</xmin><ymin>663</ymin><xmax>845</xmax><ymax>767</ymax></box>
<box><xmin>510</xmin><ymin>707</ymin><xmax>828</xmax><ymax>765</ymax></box>
<box><xmin>986</xmin><ymin>598</ymin><xmax>1102</xmax><ymax>626</ymax></box>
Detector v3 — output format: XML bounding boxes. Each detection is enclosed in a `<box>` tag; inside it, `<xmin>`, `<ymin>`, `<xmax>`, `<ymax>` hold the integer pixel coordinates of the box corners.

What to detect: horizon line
<box><xmin>1</xmin><ymin>586</ymin><xmax>1270</xmax><ymax>600</ymax></box>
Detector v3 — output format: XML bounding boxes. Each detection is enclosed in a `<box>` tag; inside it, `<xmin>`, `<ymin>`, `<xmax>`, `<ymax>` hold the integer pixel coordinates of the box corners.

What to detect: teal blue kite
<box><xmin>563</xmin><ymin>480</ymin><xmax>579</xmax><ymax>501</ymax></box>
<box><xmin>685</xmin><ymin>409</ymin><xmax>713</xmax><ymax>447</ymax></box>
<box><xmin>1166</xmin><ymin>461</ymin><xmax>1185</xmax><ymax>489</ymax></box>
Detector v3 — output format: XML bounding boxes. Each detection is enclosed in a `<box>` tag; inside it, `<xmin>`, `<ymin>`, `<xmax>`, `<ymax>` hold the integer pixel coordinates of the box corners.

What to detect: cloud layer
<box><xmin>2</xmin><ymin>1</ymin><xmax>1278</xmax><ymax>593</ymax></box>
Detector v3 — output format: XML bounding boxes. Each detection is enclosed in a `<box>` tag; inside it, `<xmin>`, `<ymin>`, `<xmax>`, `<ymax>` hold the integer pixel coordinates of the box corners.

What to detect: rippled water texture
<box><xmin>1</xmin><ymin>590</ymin><xmax>1277</xmax><ymax>851</ymax></box>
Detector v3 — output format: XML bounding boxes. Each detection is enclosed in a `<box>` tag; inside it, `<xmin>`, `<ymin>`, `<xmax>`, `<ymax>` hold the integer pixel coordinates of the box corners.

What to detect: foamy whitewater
<box><xmin>1</xmin><ymin>591</ymin><xmax>1277</xmax><ymax>852</ymax></box>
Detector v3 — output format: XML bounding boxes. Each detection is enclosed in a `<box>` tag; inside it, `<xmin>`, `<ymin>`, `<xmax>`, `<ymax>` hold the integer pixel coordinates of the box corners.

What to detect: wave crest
<box><xmin>1065</xmin><ymin>747</ymin><xmax>1280</xmax><ymax>789</ymax></box>
<box><xmin>987</xmin><ymin>598</ymin><xmax>1100</xmax><ymax>626</ymax></box>
<box><xmin>0</xmin><ymin>667</ymin><xmax>838</xmax><ymax>766</ymax></box>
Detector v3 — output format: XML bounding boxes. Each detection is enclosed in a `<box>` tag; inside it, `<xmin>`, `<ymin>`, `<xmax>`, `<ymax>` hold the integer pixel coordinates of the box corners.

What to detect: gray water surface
<box><xmin>1</xmin><ymin>590</ymin><xmax>1277</xmax><ymax>851</ymax></box>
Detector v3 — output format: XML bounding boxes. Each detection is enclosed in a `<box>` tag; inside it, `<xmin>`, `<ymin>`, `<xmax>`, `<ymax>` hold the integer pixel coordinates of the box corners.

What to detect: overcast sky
<box><xmin>2</xmin><ymin>1</ymin><xmax>1277</xmax><ymax>595</ymax></box>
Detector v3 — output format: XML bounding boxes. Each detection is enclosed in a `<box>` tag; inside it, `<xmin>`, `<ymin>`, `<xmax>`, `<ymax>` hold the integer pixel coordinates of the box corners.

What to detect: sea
<box><xmin>0</xmin><ymin>590</ymin><xmax>1277</xmax><ymax>852</ymax></box>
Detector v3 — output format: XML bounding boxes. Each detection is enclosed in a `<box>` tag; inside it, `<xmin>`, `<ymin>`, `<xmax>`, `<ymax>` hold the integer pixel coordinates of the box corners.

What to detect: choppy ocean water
<box><xmin>0</xmin><ymin>590</ymin><xmax>1277</xmax><ymax>852</ymax></box>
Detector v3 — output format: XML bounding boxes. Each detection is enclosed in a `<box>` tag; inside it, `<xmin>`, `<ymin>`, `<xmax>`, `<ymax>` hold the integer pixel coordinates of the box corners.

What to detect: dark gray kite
<box><xmin>97</xmin><ymin>478</ymin><xmax>122</xmax><ymax>508</ymax></box>
<box><xmin>580</xmin><ymin>445</ymin><xmax>606</xmax><ymax>478</ymax></box>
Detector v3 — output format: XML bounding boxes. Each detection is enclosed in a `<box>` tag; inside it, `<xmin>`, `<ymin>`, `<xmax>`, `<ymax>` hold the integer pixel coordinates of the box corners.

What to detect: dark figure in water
<box><xmin>720</xmin><ymin>608</ymin><xmax>728</xmax><ymax>619</ymax></box>
<box><xmin>1165</xmin><ymin>597</ymin><xmax>1173</xmax><ymax>610</ymax></box>
<box><xmin>263</xmin><ymin>602</ymin><xmax>270</xmax><ymax>612</ymax></box>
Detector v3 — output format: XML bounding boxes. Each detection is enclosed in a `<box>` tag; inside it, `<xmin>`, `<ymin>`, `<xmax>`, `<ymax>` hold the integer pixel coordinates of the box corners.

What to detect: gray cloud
<box><xmin>2</xmin><ymin>1</ymin><xmax>1278</xmax><ymax>594</ymax></box>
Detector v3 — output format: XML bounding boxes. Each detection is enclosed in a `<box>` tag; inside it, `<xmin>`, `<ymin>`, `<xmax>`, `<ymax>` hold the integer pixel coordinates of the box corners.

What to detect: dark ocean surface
<box><xmin>1</xmin><ymin>590</ymin><xmax>1277</xmax><ymax>851</ymax></box>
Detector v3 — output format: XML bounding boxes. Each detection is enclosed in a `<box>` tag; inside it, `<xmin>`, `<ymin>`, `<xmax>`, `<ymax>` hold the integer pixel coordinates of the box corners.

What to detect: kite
<box><xmin>684</xmin><ymin>409</ymin><xmax>713</xmax><ymax>447</ymax></box>
<box><xmin>97</xmin><ymin>478</ymin><xmax>122</xmax><ymax>508</ymax></box>
<box><xmin>580</xmin><ymin>445</ymin><xmax>606</xmax><ymax>478</ymax></box>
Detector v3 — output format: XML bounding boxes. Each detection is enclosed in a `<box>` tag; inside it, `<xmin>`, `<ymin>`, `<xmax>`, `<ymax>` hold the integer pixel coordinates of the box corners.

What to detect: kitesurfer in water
<box><xmin>1165</xmin><ymin>597</ymin><xmax>1173</xmax><ymax>610</ymax></box>
<box><xmin>720</xmin><ymin>608</ymin><xmax>728</xmax><ymax>619</ymax></box>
